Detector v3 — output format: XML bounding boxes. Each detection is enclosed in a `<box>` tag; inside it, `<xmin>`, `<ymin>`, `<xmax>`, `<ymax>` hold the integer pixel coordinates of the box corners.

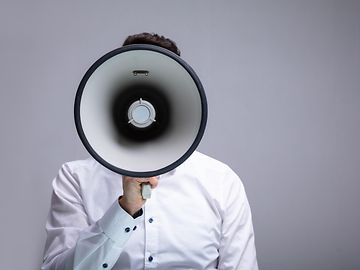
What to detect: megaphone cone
<box><xmin>74</xmin><ymin>44</ymin><xmax>207</xmax><ymax>177</ymax></box>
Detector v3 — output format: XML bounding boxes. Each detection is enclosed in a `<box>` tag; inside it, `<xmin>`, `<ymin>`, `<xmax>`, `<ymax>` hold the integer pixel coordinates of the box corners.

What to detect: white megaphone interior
<box><xmin>80</xmin><ymin>49</ymin><xmax>203</xmax><ymax>173</ymax></box>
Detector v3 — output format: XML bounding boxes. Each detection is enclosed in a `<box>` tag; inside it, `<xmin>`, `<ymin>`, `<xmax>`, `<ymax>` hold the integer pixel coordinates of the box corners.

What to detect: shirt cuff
<box><xmin>98</xmin><ymin>199</ymin><xmax>143</xmax><ymax>245</ymax></box>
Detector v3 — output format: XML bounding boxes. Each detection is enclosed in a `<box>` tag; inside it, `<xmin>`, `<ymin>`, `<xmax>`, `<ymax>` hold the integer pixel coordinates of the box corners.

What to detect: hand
<box><xmin>119</xmin><ymin>176</ymin><xmax>159</xmax><ymax>216</ymax></box>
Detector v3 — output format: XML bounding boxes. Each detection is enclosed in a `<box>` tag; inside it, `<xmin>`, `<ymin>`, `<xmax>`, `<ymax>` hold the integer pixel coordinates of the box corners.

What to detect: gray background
<box><xmin>0</xmin><ymin>1</ymin><xmax>359</xmax><ymax>269</ymax></box>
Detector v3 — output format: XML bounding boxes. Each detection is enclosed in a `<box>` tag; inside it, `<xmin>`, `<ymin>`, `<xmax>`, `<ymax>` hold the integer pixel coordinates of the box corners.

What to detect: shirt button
<box><xmin>148</xmin><ymin>255</ymin><xmax>154</xmax><ymax>262</ymax></box>
<box><xmin>133</xmin><ymin>226</ymin><xmax>137</xmax><ymax>231</ymax></box>
<box><xmin>102</xmin><ymin>263</ymin><xmax>108</xmax><ymax>268</ymax></box>
<box><xmin>125</xmin><ymin>227</ymin><xmax>131</xmax><ymax>233</ymax></box>
<box><xmin>148</xmin><ymin>218</ymin><xmax>154</xmax><ymax>223</ymax></box>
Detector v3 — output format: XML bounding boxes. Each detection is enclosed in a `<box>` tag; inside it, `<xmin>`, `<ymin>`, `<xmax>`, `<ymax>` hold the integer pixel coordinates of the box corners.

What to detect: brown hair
<box><xmin>123</xmin><ymin>32</ymin><xmax>181</xmax><ymax>56</ymax></box>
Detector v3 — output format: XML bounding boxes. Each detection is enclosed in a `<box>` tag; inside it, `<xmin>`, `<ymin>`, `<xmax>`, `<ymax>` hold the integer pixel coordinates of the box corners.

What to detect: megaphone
<box><xmin>74</xmin><ymin>44</ymin><xmax>207</xmax><ymax>183</ymax></box>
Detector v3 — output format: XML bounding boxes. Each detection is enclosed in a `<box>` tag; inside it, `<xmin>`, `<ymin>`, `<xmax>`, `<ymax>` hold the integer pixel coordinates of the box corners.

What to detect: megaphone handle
<box><xmin>141</xmin><ymin>183</ymin><xmax>152</xmax><ymax>199</ymax></box>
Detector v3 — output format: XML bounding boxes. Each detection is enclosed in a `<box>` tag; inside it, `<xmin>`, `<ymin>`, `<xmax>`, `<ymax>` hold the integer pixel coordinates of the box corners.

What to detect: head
<box><xmin>123</xmin><ymin>32</ymin><xmax>181</xmax><ymax>56</ymax></box>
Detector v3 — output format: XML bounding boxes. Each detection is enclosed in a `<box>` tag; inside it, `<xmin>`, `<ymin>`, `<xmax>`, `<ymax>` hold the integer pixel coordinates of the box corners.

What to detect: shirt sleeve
<box><xmin>217</xmin><ymin>169</ymin><xmax>259</xmax><ymax>270</ymax></box>
<box><xmin>41</xmin><ymin>163</ymin><xmax>142</xmax><ymax>270</ymax></box>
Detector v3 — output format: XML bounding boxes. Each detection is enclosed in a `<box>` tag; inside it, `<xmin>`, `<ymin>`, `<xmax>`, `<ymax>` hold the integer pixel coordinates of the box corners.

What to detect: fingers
<box><xmin>123</xmin><ymin>176</ymin><xmax>159</xmax><ymax>189</ymax></box>
<box><xmin>147</xmin><ymin>177</ymin><xmax>159</xmax><ymax>189</ymax></box>
<box><xmin>120</xmin><ymin>176</ymin><xmax>159</xmax><ymax>214</ymax></box>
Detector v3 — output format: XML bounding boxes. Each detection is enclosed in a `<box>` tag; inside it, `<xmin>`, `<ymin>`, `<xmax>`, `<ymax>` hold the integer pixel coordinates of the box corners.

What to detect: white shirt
<box><xmin>42</xmin><ymin>151</ymin><xmax>258</xmax><ymax>270</ymax></box>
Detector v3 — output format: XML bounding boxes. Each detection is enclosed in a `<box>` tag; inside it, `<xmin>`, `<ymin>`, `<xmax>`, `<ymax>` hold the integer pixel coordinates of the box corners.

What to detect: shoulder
<box><xmin>181</xmin><ymin>151</ymin><xmax>242</xmax><ymax>187</ymax></box>
<box><xmin>185</xmin><ymin>151</ymin><xmax>237</xmax><ymax>175</ymax></box>
<box><xmin>176</xmin><ymin>151</ymin><xmax>247</xmax><ymax>213</ymax></box>
<box><xmin>54</xmin><ymin>157</ymin><xmax>108</xmax><ymax>187</ymax></box>
<box><xmin>61</xmin><ymin>157</ymin><xmax>100</xmax><ymax>175</ymax></box>
<box><xmin>186</xmin><ymin>151</ymin><xmax>230</xmax><ymax>172</ymax></box>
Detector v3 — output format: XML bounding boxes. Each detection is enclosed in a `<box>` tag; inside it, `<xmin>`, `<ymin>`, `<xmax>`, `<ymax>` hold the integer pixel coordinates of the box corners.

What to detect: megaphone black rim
<box><xmin>74</xmin><ymin>44</ymin><xmax>207</xmax><ymax>177</ymax></box>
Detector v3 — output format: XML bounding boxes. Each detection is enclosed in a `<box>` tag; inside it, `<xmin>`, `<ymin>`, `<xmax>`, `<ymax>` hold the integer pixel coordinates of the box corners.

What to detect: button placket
<box><xmin>144</xmin><ymin>188</ymin><xmax>159</xmax><ymax>268</ymax></box>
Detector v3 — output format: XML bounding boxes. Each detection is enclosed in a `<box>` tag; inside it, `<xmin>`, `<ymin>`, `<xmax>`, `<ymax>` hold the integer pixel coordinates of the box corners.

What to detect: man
<box><xmin>42</xmin><ymin>33</ymin><xmax>259</xmax><ymax>270</ymax></box>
